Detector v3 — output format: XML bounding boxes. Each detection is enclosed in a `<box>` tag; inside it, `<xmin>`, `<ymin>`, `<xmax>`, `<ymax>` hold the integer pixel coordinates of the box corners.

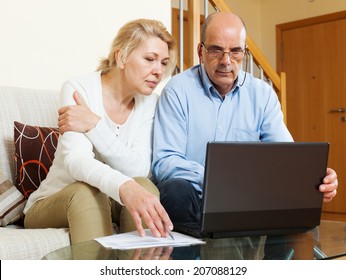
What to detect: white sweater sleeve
<box><xmin>59</xmin><ymin>79</ymin><xmax>132</xmax><ymax>204</ymax></box>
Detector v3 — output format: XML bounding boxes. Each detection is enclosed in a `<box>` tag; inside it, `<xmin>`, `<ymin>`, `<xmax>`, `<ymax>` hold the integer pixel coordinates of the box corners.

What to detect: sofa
<box><xmin>0</xmin><ymin>85</ymin><xmax>71</xmax><ymax>259</ymax></box>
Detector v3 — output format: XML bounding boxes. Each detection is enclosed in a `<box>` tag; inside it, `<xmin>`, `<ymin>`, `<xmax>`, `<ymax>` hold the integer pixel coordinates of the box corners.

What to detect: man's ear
<box><xmin>197</xmin><ymin>43</ymin><xmax>203</xmax><ymax>64</ymax></box>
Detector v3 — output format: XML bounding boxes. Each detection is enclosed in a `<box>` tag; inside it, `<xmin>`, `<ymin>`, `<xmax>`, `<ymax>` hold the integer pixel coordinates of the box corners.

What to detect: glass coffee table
<box><xmin>43</xmin><ymin>220</ymin><xmax>346</xmax><ymax>260</ymax></box>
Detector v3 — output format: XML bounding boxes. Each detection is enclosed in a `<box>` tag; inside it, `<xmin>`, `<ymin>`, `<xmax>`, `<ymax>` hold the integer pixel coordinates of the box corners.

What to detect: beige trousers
<box><xmin>24</xmin><ymin>177</ymin><xmax>159</xmax><ymax>244</ymax></box>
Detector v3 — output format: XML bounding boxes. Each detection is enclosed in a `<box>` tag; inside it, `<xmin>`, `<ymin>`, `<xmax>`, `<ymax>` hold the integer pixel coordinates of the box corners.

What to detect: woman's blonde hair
<box><xmin>97</xmin><ymin>18</ymin><xmax>177</xmax><ymax>77</ymax></box>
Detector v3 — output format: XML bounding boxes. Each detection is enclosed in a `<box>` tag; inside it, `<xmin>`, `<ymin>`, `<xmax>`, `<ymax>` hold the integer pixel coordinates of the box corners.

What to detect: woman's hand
<box><xmin>119</xmin><ymin>180</ymin><xmax>173</xmax><ymax>238</ymax></box>
<box><xmin>320</xmin><ymin>167</ymin><xmax>338</xmax><ymax>202</ymax></box>
<box><xmin>58</xmin><ymin>91</ymin><xmax>101</xmax><ymax>134</ymax></box>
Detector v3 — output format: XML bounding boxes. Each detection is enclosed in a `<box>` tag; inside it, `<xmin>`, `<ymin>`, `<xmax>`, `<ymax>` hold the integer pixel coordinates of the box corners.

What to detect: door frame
<box><xmin>276</xmin><ymin>10</ymin><xmax>346</xmax><ymax>73</ymax></box>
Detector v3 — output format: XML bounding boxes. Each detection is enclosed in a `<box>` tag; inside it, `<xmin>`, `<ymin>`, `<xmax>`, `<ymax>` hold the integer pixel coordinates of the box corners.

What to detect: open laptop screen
<box><xmin>200</xmin><ymin>142</ymin><xmax>329</xmax><ymax>238</ymax></box>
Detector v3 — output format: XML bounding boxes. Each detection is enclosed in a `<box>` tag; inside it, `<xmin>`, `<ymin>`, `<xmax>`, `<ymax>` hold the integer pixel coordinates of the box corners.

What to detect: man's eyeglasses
<box><xmin>201</xmin><ymin>42</ymin><xmax>246</xmax><ymax>61</ymax></box>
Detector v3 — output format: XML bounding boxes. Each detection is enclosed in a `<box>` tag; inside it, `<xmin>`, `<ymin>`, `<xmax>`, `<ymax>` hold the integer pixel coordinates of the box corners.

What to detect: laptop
<box><xmin>175</xmin><ymin>141</ymin><xmax>329</xmax><ymax>238</ymax></box>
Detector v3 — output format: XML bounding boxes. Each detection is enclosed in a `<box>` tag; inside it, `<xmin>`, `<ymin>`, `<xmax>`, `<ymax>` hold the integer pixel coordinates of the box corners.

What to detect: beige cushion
<box><xmin>0</xmin><ymin>226</ymin><xmax>70</xmax><ymax>259</ymax></box>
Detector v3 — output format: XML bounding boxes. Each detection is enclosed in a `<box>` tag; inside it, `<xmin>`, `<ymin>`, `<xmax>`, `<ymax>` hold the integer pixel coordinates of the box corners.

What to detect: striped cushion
<box><xmin>0</xmin><ymin>170</ymin><xmax>26</xmax><ymax>226</ymax></box>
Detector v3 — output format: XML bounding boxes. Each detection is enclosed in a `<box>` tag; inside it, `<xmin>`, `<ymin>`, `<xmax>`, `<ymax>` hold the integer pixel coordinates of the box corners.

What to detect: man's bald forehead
<box><xmin>201</xmin><ymin>12</ymin><xmax>246</xmax><ymax>42</ymax></box>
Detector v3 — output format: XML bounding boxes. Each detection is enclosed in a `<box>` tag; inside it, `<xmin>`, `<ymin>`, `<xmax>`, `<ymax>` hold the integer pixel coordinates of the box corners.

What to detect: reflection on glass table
<box><xmin>43</xmin><ymin>220</ymin><xmax>346</xmax><ymax>260</ymax></box>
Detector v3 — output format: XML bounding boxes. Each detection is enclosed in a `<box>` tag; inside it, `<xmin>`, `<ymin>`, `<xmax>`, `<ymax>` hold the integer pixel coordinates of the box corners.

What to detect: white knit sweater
<box><xmin>24</xmin><ymin>71</ymin><xmax>159</xmax><ymax>213</ymax></box>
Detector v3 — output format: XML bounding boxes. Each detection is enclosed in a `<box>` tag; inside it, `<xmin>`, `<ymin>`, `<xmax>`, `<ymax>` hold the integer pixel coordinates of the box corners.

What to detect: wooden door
<box><xmin>277</xmin><ymin>11</ymin><xmax>346</xmax><ymax>213</ymax></box>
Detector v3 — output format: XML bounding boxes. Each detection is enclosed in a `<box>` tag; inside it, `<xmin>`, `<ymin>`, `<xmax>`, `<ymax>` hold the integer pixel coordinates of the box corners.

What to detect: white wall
<box><xmin>0</xmin><ymin>0</ymin><xmax>171</xmax><ymax>90</ymax></box>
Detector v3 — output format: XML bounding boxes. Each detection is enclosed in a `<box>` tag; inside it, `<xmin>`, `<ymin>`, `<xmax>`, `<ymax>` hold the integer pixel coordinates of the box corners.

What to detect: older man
<box><xmin>152</xmin><ymin>12</ymin><xmax>338</xmax><ymax>227</ymax></box>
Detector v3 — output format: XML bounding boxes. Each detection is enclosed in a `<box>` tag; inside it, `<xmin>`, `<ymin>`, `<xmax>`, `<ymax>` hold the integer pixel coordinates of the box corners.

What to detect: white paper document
<box><xmin>94</xmin><ymin>229</ymin><xmax>205</xmax><ymax>250</ymax></box>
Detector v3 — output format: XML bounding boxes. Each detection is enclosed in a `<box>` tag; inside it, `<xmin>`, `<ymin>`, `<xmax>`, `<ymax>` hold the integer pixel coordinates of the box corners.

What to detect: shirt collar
<box><xmin>199</xmin><ymin>65</ymin><xmax>243</xmax><ymax>100</ymax></box>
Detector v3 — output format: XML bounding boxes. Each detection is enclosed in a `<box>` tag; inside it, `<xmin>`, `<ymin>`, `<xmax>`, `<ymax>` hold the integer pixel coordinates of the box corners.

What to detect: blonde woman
<box><xmin>24</xmin><ymin>19</ymin><xmax>177</xmax><ymax>244</ymax></box>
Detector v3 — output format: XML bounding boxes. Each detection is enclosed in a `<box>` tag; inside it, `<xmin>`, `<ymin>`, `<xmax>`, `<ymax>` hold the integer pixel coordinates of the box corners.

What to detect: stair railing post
<box><xmin>179</xmin><ymin>0</ymin><xmax>184</xmax><ymax>72</ymax></box>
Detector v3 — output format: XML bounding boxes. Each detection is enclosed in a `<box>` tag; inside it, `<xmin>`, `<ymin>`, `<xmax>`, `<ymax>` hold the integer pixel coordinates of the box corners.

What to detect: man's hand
<box><xmin>58</xmin><ymin>91</ymin><xmax>101</xmax><ymax>134</ymax></box>
<box><xmin>319</xmin><ymin>167</ymin><xmax>338</xmax><ymax>202</ymax></box>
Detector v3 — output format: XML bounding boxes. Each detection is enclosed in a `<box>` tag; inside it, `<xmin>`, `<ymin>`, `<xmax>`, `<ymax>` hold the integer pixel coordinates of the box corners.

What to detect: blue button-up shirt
<box><xmin>153</xmin><ymin>65</ymin><xmax>293</xmax><ymax>192</ymax></box>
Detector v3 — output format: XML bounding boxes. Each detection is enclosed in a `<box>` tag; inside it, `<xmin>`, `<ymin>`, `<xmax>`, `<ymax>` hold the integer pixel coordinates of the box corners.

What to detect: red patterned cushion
<box><xmin>14</xmin><ymin>121</ymin><xmax>60</xmax><ymax>199</ymax></box>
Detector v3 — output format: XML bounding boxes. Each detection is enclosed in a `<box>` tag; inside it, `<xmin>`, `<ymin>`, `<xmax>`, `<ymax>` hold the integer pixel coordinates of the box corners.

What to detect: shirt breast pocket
<box><xmin>231</xmin><ymin>128</ymin><xmax>260</xmax><ymax>141</ymax></box>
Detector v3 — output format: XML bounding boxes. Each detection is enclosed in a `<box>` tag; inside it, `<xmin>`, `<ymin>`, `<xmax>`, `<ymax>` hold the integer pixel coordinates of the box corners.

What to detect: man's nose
<box><xmin>219</xmin><ymin>51</ymin><xmax>232</xmax><ymax>64</ymax></box>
